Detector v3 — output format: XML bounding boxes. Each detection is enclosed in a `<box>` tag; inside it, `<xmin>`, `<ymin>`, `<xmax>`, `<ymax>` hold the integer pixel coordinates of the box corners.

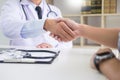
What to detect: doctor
<box><xmin>0</xmin><ymin>0</ymin><xmax>74</xmax><ymax>48</ymax></box>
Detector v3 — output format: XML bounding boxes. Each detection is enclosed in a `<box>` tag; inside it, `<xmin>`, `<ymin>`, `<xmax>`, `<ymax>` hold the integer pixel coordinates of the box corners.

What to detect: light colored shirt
<box><xmin>117</xmin><ymin>33</ymin><xmax>120</xmax><ymax>59</ymax></box>
<box><xmin>21</xmin><ymin>20</ymin><xmax>46</xmax><ymax>38</ymax></box>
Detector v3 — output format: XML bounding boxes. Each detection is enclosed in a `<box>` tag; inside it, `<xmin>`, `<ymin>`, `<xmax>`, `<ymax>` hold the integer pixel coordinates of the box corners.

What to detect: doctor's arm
<box><xmin>43</xmin><ymin>19</ymin><xmax>76</xmax><ymax>42</ymax></box>
<box><xmin>0</xmin><ymin>1</ymin><xmax>75</xmax><ymax>41</ymax></box>
<box><xmin>21</xmin><ymin>5</ymin><xmax>74</xmax><ymax>42</ymax></box>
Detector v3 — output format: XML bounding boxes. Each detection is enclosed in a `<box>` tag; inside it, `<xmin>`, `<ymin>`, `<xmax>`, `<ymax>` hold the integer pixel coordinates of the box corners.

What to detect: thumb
<box><xmin>56</xmin><ymin>18</ymin><xmax>78</xmax><ymax>31</ymax></box>
<box><xmin>55</xmin><ymin>18</ymin><xmax>65</xmax><ymax>23</ymax></box>
<box><xmin>56</xmin><ymin>18</ymin><xmax>74</xmax><ymax>30</ymax></box>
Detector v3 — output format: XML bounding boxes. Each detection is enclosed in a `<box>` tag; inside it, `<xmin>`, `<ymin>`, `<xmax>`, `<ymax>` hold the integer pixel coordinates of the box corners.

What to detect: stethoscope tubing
<box><xmin>17</xmin><ymin>49</ymin><xmax>60</xmax><ymax>59</ymax></box>
<box><xmin>20</xmin><ymin>0</ymin><xmax>57</xmax><ymax>20</ymax></box>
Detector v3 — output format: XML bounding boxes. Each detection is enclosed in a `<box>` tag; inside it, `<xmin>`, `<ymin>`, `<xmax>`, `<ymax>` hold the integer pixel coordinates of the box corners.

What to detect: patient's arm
<box><xmin>91</xmin><ymin>48</ymin><xmax>120</xmax><ymax>80</ymax></box>
<box><xmin>100</xmin><ymin>57</ymin><xmax>120</xmax><ymax>80</ymax></box>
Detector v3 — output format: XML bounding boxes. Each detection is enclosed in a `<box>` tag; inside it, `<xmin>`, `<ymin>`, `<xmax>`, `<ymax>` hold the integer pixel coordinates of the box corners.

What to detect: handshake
<box><xmin>44</xmin><ymin>18</ymin><xmax>83</xmax><ymax>42</ymax></box>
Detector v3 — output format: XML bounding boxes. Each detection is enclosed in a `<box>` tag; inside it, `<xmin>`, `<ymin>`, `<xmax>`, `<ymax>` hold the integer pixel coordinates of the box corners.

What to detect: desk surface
<box><xmin>0</xmin><ymin>48</ymin><xmax>110</xmax><ymax>80</ymax></box>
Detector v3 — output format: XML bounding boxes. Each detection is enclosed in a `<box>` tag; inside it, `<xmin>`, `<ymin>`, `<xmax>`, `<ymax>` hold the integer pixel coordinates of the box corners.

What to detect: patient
<box><xmin>51</xmin><ymin>18</ymin><xmax>120</xmax><ymax>80</ymax></box>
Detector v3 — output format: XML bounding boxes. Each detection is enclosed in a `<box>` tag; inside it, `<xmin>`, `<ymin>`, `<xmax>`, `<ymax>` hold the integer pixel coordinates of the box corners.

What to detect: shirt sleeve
<box><xmin>117</xmin><ymin>32</ymin><xmax>120</xmax><ymax>60</ymax></box>
<box><xmin>118</xmin><ymin>33</ymin><xmax>120</xmax><ymax>52</ymax></box>
<box><xmin>21</xmin><ymin>19</ymin><xmax>46</xmax><ymax>38</ymax></box>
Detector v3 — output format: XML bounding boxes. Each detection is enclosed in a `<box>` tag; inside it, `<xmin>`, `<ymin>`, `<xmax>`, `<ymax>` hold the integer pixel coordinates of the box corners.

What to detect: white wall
<box><xmin>0</xmin><ymin>0</ymin><xmax>7</xmax><ymax>8</ymax></box>
<box><xmin>0</xmin><ymin>0</ymin><xmax>9</xmax><ymax>45</ymax></box>
<box><xmin>54</xmin><ymin>0</ymin><xmax>82</xmax><ymax>15</ymax></box>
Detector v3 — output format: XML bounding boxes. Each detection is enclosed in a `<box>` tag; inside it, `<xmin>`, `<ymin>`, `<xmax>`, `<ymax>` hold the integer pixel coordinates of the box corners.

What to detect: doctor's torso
<box><xmin>0</xmin><ymin>0</ymin><xmax>70</xmax><ymax>48</ymax></box>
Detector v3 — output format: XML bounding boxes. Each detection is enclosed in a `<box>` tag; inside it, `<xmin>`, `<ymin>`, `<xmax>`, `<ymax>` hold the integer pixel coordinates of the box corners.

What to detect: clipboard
<box><xmin>0</xmin><ymin>48</ymin><xmax>60</xmax><ymax>64</ymax></box>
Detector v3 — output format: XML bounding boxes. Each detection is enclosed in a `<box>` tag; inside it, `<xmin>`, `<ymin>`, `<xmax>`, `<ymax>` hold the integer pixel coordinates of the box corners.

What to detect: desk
<box><xmin>0</xmin><ymin>48</ymin><xmax>109</xmax><ymax>80</ymax></box>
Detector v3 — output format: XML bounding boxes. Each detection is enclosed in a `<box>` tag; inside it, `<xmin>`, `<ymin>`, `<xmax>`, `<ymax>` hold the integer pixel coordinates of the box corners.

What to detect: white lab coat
<box><xmin>0</xmin><ymin>0</ymin><xmax>72</xmax><ymax>48</ymax></box>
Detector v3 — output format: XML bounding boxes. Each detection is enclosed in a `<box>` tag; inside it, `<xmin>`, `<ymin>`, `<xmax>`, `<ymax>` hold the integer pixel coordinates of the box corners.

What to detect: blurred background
<box><xmin>0</xmin><ymin>0</ymin><xmax>9</xmax><ymax>45</ymax></box>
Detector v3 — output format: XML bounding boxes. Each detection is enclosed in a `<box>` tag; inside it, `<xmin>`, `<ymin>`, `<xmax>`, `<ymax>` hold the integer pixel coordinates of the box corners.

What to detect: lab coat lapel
<box><xmin>20</xmin><ymin>0</ymin><xmax>29</xmax><ymax>5</ymax></box>
<box><xmin>42</xmin><ymin>1</ymin><xmax>50</xmax><ymax>19</ymax></box>
<box><xmin>20</xmin><ymin>0</ymin><xmax>49</xmax><ymax>19</ymax></box>
<box><xmin>20</xmin><ymin>0</ymin><xmax>38</xmax><ymax>20</ymax></box>
<box><xmin>28</xmin><ymin>5</ymin><xmax>38</xmax><ymax>19</ymax></box>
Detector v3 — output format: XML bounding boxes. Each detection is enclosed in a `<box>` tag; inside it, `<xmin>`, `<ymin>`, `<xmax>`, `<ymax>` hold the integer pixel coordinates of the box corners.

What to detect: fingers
<box><xmin>56</xmin><ymin>18</ymin><xmax>66</xmax><ymax>23</ymax></box>
<box><xmin>52</xmin><ymin>22</ymin><xmax>75</xmax><ymax>42</ymax></box>
<box><xmin>50</xmin><ymin>22</ymin><xmax>75</xmax><ymax>42</ymax></box>
<box><xmin>36</xmin><ymin>43</ymin><xmax>53</xmax><ymax>48</ymax></box>
<box><xmin>50</xmin><ymin>33</ymin><xmax>56</xmax><ymax>38</ymax></box>
<box><xmin>60</xmin><ymin>22</ymin><xmax>75</xmax><ymax>38</ymax></box>
<box><xmin>50</xmin><ymin>33</ymin><xmax>62</xmax><ymax>42</ymax></box>
<box><xmin>45</xmin><ymin>19</ymin><xmax>77</xmax><ymax>42</ymax></box>
<box><xmin>56</xmin><ymin>18</ymin><xmax>78</xmax><ymax>31</ymax></box>
<box><xmin>58</xmin><ymin>22</ymin><xmax>76</xmax><ymax>41</ymax></box>
<box><xmin>49</xmin><ymin>21</ymin><xmax>77</xmax><ymax>42</ymax></box>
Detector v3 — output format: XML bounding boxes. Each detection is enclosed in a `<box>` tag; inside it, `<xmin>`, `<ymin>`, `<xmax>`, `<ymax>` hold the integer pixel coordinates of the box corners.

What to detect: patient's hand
<box><xmin>36</xmin><ymin>43</ymin><xmax>53</xmax><ymax>48</ymax></box>
<box><xmin>50</xmin><ymin>18</ymin><xmax>82</xmax><ymax>42</ymax></box>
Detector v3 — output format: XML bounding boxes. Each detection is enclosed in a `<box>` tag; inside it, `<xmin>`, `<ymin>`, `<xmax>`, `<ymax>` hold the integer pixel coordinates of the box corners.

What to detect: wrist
<box><xmin>94</xmin><ymin>51</ymin><xmax>115</xmax><ymax>73</ymax></box>
<box><xmin>77</xmin><ymin>24</ymin><xmax>86</xmax><ymax>37</ymax></box>
<box><xmin>99</xmin><ymin>57</ymin><xmax>117</xmax><ymax>73</ymax></box>
<box><xmin>44</xmin><ymin>19</ymin><xmax>55</xmax><ymax>31</ymax></box>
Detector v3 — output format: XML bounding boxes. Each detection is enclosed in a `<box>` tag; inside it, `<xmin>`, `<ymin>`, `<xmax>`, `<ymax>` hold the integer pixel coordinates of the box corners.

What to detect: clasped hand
<box><xmin>44</xmin><ymin>18</ymin><xmax>82</xmax><ymax>42</ymax></box>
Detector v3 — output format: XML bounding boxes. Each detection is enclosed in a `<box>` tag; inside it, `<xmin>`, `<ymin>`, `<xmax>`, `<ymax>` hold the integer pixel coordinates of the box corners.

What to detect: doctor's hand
<box><xmin>50</xmin><ymin>18</ymin><xmax>84</xmax><ymax>41</ymax></box>
<box><xmin>44</xmin><ymin>19</ymin><xmax>76</xmax><ymax>42</ymax></box>
<box><xmin>57</xmin><ymin>18</ymin><xmax>84</xmax><ymax>37</ymax></box>
<box><xmin>36</xmin><ymin>43</ymin><xmax>53</xmax><ymax>48</ymax></box>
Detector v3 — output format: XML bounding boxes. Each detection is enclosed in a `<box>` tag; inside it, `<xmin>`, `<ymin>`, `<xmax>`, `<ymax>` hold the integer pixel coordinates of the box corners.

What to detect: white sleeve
<box><xmin>118</xmin><ymin>33</ymin><xmax>120</xmax><ymax>52</ymax></box>
<box><xmin>0</xmin><ymin>0</ymin><xmax>46</xmax><ymax>39</ymax></box>
<box><xmin>0</xmin><ymin>0</ymin><xmax>24</xmax><ymax>39</ymax></box>
<box><xmin>21</xmin><ymin>20</ymin><xmax>46</xmax><ymax>38</ymax></box>
<box><xmin>117</xmin><ymin>33</ymin><xmax>120</xmax><ymax>60</ymax></box>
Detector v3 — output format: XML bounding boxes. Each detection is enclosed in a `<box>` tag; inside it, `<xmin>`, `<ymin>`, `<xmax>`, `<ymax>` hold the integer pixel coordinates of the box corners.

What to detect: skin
<box><xmin>36</xmin><ymin>43</ymin><xmax>53</xmax><ymax>48</ymax></box>
<box><xmin>44</xmin><ymin>19</ymin><xmax>76</xmax><ymax>42</ymax></box>
<box><xmin>30</xmin><ymin>1</ymin><xmax>120</xmax><ymax>79</ymax></box>
<box><xmin>57</xmin><ymin>18</ymin><xmax>120</xmax><ymax>48</ymax></box>
<box><xmin>91</xmin><ymin>48</ymin><xmax>120</xmax><ymax>80</ymax></box>
<box><xmin>37</xmin><ymin>19</ymin><xmax>76</xmax><ymax>48</ymax></box>
<box><xmin>31</xmin><ymin>0</ymin><xmax>42</xmax><ymax>5</ymax></box>
<box><xmin>56</xmin><ymin>18</ymin><xmax>120</xmax><ymax>80</ymax></box>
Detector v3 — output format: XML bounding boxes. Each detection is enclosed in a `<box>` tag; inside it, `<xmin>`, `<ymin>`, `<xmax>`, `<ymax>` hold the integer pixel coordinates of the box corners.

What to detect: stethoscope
<box><xmin>20</xmin><ymin>0</ymin><xmax>58</xmax><ymax>20</ymax></box>
<box><xmin>0</xmin><ymin>48</ymin><xmax>60</xmax><ymax>64</ymax></box>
